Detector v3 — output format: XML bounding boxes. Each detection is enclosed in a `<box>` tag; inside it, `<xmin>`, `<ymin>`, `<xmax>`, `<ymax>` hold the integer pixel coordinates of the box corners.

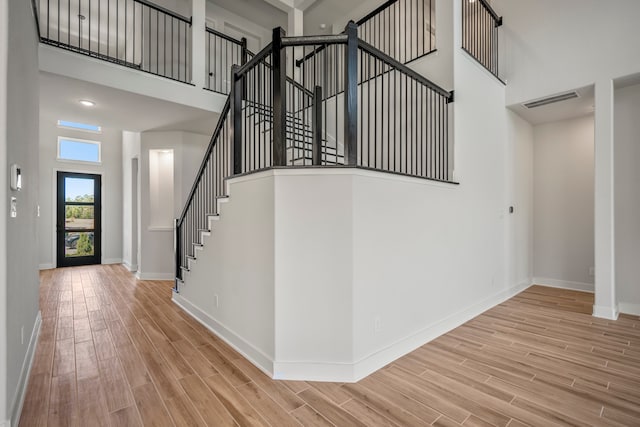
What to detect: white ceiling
<box><xmin>508</xmin><ymin>85</ymin><xmax>595</xmax><ymax>126</ymax></box>
<box><xmin>39</xmin><ymin>72</ymin><xmax>218</xmax><ymax>135</ymax></box>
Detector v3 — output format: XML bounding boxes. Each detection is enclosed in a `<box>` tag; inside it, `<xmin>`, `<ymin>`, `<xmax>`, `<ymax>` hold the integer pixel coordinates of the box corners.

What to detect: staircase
<box><xmin>175</xmin><ymin>0</ymin><xmax>504</xmax><ymax>289</ymax></box>
<box><xmin>174</xmin><ymin>20</ymin><xmax>455</xmax><ymax>290</ymax></box>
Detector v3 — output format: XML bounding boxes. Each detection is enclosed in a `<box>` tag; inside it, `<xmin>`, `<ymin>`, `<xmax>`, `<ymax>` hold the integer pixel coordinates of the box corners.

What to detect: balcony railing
<box><xmin>206</xmin><ymin>27</ymin><xmax>248</xmax><ymax>94</ymax></box>
<box><xmin>357</xmin><ymin>0</ymin><xmax>436</xmax><ymax>64</ymax></box>
<box><xmin>35</xmin><ymin>0</ymin><xmax>192</xmax><ymax>83</ymax></box>
<box><xmin>461</xmin><ymin>0</ymin><xmax>502</xmax><ymax>81</ymax></box>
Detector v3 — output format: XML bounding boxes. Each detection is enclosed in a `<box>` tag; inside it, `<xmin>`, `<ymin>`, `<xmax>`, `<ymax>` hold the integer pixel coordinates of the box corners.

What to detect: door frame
<box><xmin>52</xmin><ymin>168</ymin><xmax>103</xmax><ymax>267</ymax></box>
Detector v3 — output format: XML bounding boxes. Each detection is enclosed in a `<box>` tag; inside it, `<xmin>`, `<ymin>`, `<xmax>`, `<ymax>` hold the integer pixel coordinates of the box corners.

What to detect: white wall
<box><xmin>493</xmin><ymin>0</ymin><xmax>640</xmax><ymax>105</ymax></box>
<box><xmin>614</xmin><ymin>83</ymin><xmax>640</xmax><ymax>314</ymax></box>
<box><xmin>533</xmin><ymin>115</ymin><xmax>595</xmax><ymax>289</ymax></box>
<box><xmin>138</xmin><ymin>130</ymin><xmax>209</xmax><ymax>279</ymax></box>
<box><xmin>506</xmin><ymin>110</ymin><xmax>534</xmax><ymax>291</ymax></box>
<box><xmin>5</xmin><ymin>0</ymin><xmax>41</xmax><ymax>423</ymax></box>
<box><xmin>38</xmin><ymin>117</ymin><xmax>124</xmax><ymax>268</ymax></box>
<box><xmin>206</xmin><ymin>2</ymin><xmax>272</xmax><ymax>52</ymax></box>
<box><xmin>0</xmin><ymin>0</ymin><xmax>8</xmax><ymax>421</ymax></box>
<box><xmin>122</xmin><ymin>131</ymin><xmax>141</xmax><ymax>271</ymax></box>
<box><xmin>175</xmin><ymin>173</ymin><xmax>276</xmax><ymax>373</ymax></box>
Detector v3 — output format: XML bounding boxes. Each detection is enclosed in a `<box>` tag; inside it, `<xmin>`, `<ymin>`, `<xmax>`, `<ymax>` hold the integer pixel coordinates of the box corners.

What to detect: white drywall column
<box><xmin>287</xmin><ymin>7</ymin><xmax>303</xmax><ymax>35</ymax></box>
<box><xmin>288</xmin><ymin>8</ymin><xmax>303</xmax><ymax>81</ymax></box>
<box><xmin>191</xmin><ymin>0</ymin><xmax>206</xmax><ymax>88</ymax></box>
<box><xmin>593</xmin><ymin>79</ymin><xmax>618</xmax><ymax>320</ymax></box>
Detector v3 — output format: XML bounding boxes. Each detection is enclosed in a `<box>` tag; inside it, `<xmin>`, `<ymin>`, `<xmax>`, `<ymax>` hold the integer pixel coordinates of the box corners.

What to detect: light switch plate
<box><xmin>10</xmin><ymin>197</ymin><xmax>17</xmax><ymax>218</ymax></box>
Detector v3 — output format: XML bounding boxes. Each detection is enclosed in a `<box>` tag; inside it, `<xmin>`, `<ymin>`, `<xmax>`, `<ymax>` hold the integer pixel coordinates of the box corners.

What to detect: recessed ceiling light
<box><xmin>79</xmin><ymin>99</ymin><xmax>95</xmax><ymax>107</ymax></box>
<box><xmin>319</xmin><ymin>24</ymin><xmax>326</xmax><ymax>30</ymax></box>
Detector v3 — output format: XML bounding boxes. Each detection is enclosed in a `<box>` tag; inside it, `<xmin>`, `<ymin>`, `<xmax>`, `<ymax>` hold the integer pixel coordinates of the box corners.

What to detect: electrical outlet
<box><xmin>214</xmin><ymin>294</ymin><xmax>219</xmax><ymax>308</ymax></box>
<box><xmin>21</xmin><ymin>326</ymin><xmax>24</xmax><ymax>345</ymax></box>
<box><xmin>374</xmin><ymin>316</ymin><xmax>382</xmax><ymax>334</ymax></box>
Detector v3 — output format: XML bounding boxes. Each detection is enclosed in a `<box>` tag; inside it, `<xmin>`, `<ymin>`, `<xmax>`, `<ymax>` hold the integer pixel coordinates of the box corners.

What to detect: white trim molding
<box><xmin>11</xmin><ymin>311</ymin><xmax>42</xmax><ymax>427</ymax></box>
<box><xmin>38</xmin><ymin>263</ymin><xmax>54</xmax><ymax>270</ymax></box>
<box><xmin>135</xmin><ymin>272</ymin><xmax>174</xmax><ymax>281</ymax></box>
<box><xmin>593</xmin><ymin>304</ymin><xmax>619</xmax><ymax>320</ymax></box>
<box><xmin>175</xmin><ymin>281</ymin><xmax>531</xmax><ymax>383</ymax></box>
<box><xmin>532</xmin><ymin>277</ymin><xmax>595</xmax><ymax>293</ymax></box>
<box><xmin>273</xmin><ymin>280</ymin><xmax>532</xmax><ymax>383</ymax></box>
<box><xmin>102</xmin><ymin>258</ymin><xmax>123</xmax><ymax>265</ymax></box>
<box><xmin>172</xmin><ymin>293</ymin><xmax>274</xmax><ymax>378</ymax></box>
<box><xmin>618</xmin><ymin>302</ymin><xmax>640</xmax><ymax>316</ymax></box>
<box><xmin>122</xmin><ymin>261</ymin><xmax>138</xmax><ymax>272</ymax></box>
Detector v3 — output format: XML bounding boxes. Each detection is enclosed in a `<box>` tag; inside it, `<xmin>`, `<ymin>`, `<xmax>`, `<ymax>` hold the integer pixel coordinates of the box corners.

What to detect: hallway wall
<box><xmin>38</xmin><ymin>118</ymin><xmax>124</xmax><ymax>268</ymax></box>
<box><xmin>533</xmin><ymin>115</ymin><xmax>595</xmax><ymax>290</ymax></box>
<box><xmin>4</xmin><ymin>0</ymin><xmax>41</xmax><ymax>423</ymax></box>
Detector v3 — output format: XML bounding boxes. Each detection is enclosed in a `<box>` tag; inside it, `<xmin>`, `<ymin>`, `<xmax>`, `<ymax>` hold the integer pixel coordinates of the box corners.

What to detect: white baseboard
<box><xmin>103</xmin><ymin>258</ymin><xmax>123</xmax><ymax>265</ymax></box>
<box><xmin>593</xmin><ymin>304</ymin><xmax>619</xmax><ymax>320</ymax></box>
<box><xmin>174</xmin><ymin>281</ymin><xmax>530</xmax><ymax>383</ymax></box>
<box><xmin>135</xmin><ymin>272</ymin><xmax>174</xmax><ymax>280</ymax></box>
<box><xmin>122</xmin><ymin>261</ymin><xmax>138</xmax><ymax>272</ymax></box>
<box><xmin>618</xmin><ymin>302</ymin><xmax>640</xmax><ymax>316</ymax></box>
<box><xmin>532</xmin><ymin>277</ymin><xmax>594</xmax><ymax>293</ymax></box>
<box><xmin>172</xmin><ymin>293</ymin><xmax>274</xmax><ymax>378</ymax></box>
<box><xmin>38</xmin><ymin>263</ymin><xmax>54</xmax><ymax>270</ymax></box>
<box><xmin>11</xmin><ymin>311</ymin><xmax>42</xmax><ymax>427</ymax></box>
<box><xmin>274</xmin><ymin>280</ymin><xmax>532</xmax><ymax>383</ymax></box>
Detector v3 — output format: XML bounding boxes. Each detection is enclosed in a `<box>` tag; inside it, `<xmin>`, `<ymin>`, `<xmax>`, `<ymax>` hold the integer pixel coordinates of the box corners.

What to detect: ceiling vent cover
<box><xmin>523</xmin><ymin>91</ymin><xmax>579</xmax><ymax>109</ymax></box>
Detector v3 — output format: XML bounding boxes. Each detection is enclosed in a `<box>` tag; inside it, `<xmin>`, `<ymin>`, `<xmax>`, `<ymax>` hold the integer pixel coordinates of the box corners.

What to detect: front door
<box><xmin>56</xmin><ymin>172</ymin><xmax>102</xmax><ymax>267</ymax></box>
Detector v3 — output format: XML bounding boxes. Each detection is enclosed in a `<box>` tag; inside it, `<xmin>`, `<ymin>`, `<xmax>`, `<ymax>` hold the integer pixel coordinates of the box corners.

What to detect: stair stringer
<box><xmin>172</xmin><ymin>172</ymin><xmax>277</xmax><ymax>378</ymax></box>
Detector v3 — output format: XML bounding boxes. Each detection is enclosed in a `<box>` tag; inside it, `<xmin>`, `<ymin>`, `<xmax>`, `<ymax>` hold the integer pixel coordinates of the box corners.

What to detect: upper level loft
<box><xmin>31</xmin><ymin>0</ymin><xmax>504</xmax><ymax>114</ymax></box>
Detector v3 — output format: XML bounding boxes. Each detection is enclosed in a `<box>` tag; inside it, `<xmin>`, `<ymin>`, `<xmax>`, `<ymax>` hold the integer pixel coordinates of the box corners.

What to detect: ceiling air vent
<box><xmin>523</xmin><ymin>91</ymin><xmax>579</xmax><ymax>109</ymax></box>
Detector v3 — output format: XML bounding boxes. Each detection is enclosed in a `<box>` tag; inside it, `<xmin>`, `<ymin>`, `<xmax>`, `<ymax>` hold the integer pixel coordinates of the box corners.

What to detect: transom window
<box><xmin>57</xmin><ymin>120</ymin><xmax>102</xmax><ymax>133</ymax></box>
<box><xmin>57</xmin><ymin>137</ymin><xmax>101</xmax><ymax>164</ymax></box>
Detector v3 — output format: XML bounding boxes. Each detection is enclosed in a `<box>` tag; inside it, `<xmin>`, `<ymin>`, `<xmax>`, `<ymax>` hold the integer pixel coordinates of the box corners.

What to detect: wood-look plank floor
<box><xmin>19</xmin><ymin>265</ymin><xmax>640</xmax><ymax>426</ymax></box>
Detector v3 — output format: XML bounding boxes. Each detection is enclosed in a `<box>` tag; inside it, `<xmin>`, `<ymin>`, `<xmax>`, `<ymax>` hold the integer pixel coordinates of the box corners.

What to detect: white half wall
<box><xmin>533</xmin><ymin>115</ymin><xmax>595</xmax><ymax>287</ymax></box>
<box><xmin>614</xmin><ymin>83</ymin><xmax>640</xmax><ymax>315</ymax></box>
<box><xmin>38</xmin><ymin>118</ymin><xmax>124</xmax><ymax>268</ymax></box>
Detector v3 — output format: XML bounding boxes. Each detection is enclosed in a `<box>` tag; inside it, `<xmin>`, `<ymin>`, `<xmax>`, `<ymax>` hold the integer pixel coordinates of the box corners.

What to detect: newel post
<box><xmin>174</xmin><ymin>218</ymin><xmax>181</xmax><ymax>287</ymax></box>
<box><xmin>344</xmin><ymin>21</ymin><xmax>358</xmax><ymax>166</ymax></box>
<box><xmin>231</xmin><ymin>64</ymin><xmax>243</xmax><ymax>175</ymax></box>
<box><xmin>272</xmin><ymin>27</ymin><xmax>287</xmax><ymax>167</ymax></box>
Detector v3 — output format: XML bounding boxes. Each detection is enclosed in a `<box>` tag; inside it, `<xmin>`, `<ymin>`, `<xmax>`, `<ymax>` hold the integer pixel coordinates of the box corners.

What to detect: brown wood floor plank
<box><xmin>164</xmin><ymin>393</ymin><xmax>208</xmax><ymax>427</ymax></box>
<box><xmin>203</xmin><ymin>375</ymin><xmax>271</xmax><ymax>427</ymax></box>
<box><xmin>132</xmin><ymin>382</ymin><xmax>175</xmax><ymax>427</ymax></box>
<box><xmin>179</xmin><ymin>374</ymin><xmax>238</xmax><ymax>427</ymax></box>
<box><xmin>18</xmin><ymin>267</ymin><xmax>640</xmax><ymax>427</ymax></box>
